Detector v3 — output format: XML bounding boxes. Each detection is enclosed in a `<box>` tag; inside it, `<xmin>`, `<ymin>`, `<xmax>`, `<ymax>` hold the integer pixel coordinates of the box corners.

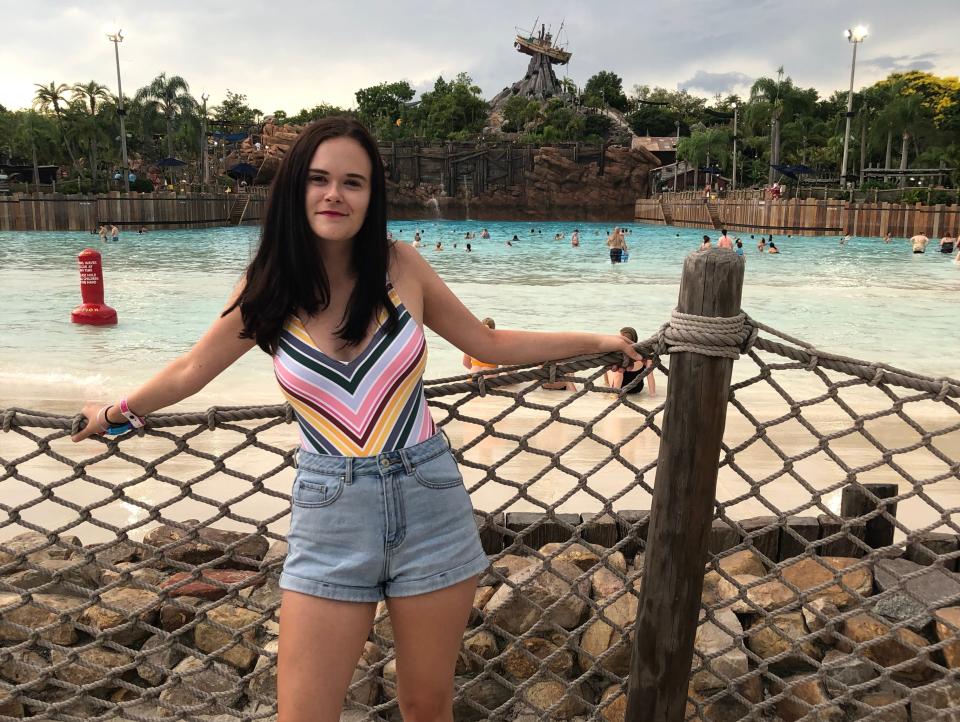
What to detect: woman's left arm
<box><xmin>401</xmin><ymin>244</ymin><xmax>640</xmax><ymax>365</ymax></box>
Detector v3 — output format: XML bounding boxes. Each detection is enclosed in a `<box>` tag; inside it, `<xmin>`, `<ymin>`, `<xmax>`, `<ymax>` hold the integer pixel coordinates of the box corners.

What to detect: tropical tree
<box><xmin>408</xmin><ymin>74</ymin><xmax>488</xmax><ymax>140</ymax></box>
<box><xmin>355</xmin><ymin>81</ymin><xmax>415</xmax><ymax>134</ymax></box>
<box><xmin>213</xmin><ymin>90</ymin><xmax>262</xmax><ymax>128</ymax></box>
<box><xmin>134</xmin><ymin>73</ymin><xmax>196</xmax><ymax>158</ymax></box>
<box><xmin>583</xmin><ymin>71</ymin><xmax>628</xmax><ymax>112</ymax></box>
<box><xmin>746</xmin><ymin>70</ymin><xmax>820</xmax><ymax>183</ymax></box>
<box><xmin>676</xmin><ymin>124</ymin><xmax>730</xmax><ymax>188</ymax></box>
<box><xmin>284</xmin><ymin>103</ymin><xmax>349</xmax><ymax>126</ymax></box>
<box><xmin>885</xmin><ymin>94</ymin><xmax>929</xmax><ymax>188</ymax></box>
<box><xmin>71</xmin><ymin>81</ymin><xmax>110</xmax><ymax>181</ymax></box>
<box><xmin>33</xmin><ymin>81</ymin><xmax>79</xmax><ymax>170</ymax></box>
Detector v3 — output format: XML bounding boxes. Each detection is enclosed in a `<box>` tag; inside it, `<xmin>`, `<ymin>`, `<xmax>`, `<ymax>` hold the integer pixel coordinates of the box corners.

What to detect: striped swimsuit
<box><xmin>273</xmin><ymin>283</ymin><xmax>436</xmax><ymax>456</ymax></box>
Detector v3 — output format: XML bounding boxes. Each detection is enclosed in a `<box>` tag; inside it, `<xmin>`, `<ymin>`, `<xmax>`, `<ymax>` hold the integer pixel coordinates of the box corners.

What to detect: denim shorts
<box><xmin>279</xmin><ymin>431</ymin><xmax>490</xmax><ymax>602</ymax></box>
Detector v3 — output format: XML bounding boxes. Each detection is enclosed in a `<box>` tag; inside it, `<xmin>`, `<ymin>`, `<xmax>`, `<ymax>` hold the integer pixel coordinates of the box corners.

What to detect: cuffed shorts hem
<box><xmin>385</xmin><ymin>549</ymin><xmax>491</xmax><ymax>598</ymax></box>
<box><xmin>278</xmin><ymin>571</ymin><xmax>385</xmax><ymax>603</ymax></box>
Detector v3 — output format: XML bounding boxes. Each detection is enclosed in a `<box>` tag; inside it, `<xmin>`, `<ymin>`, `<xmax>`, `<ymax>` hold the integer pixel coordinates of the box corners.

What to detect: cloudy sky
<box><xmin>2</xmin><ymin>0</ymin><xmax>959</xmax><ymax>114</ymax></box>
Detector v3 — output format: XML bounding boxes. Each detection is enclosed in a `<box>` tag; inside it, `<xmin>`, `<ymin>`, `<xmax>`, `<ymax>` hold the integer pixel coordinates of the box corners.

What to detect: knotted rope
<box><xmin>656</xmin><ymin>310</ymin><xmax>757</xmax><ymax>359</ymax></box>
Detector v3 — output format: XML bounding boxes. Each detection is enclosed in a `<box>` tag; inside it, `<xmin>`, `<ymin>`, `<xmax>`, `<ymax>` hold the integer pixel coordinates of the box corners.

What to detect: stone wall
<box><xmin>4</xmin><ymin>512</ymin><xmax>960</xmax><ymax>721</ymax></box>
<box><xmin>388</xmin><ymin>146</ymin><xmax>659</xmax><ymax>222</ymax></box>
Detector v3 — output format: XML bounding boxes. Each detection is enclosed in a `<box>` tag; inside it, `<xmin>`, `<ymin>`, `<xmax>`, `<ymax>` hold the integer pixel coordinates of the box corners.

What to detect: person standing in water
<box><xmin>700</xmin><ymin>235</ymin><xmax>712</xmax><ymax>251</ymax></box>
<box><xmin>910</xmin><ymin>231</ymin><xmax>929</xmax><ymax>254</ymax></box>
<box><xmin>71</xmin><ymin>117</ymin><xmax>641</xmax><ymax>722</ymax></box>
<box><xmin>110</xmin><ymin>224</ymin><xmax>120</xmax><ymax>241</ymax></box>
<box><xmin>607</xmin><ymin>227</ymin><xmax>627</xmax><ymax>263</ymax></box>
<box><xmin>717</xmin><ymin>229</ymin><xmax>734</xmax><ymax>250</ymax></box>
<box><xmin>571</xmin><ymin>229</ymin><xmax>580</xmax><ymax>248</ymax></box>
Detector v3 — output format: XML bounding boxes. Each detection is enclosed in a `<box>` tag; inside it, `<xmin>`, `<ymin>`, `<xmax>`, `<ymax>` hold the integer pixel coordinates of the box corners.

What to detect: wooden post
<box><xmin>840</xmin><ymin>483</ymin><xmax>899</xmax><ymax>548</ymax></box>
<box><xmin>413</xmin><ymin>142</ymin><xmax>420</xmax><ymax>186</ymax></box>
<box><xmin>625</xmin><ymin>249</ymin><xmax>745</xmax><ymax>722</ymax></box>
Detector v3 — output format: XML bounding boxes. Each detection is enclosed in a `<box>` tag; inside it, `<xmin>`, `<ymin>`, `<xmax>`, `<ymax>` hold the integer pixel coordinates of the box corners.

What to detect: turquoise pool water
<box><xmin>1</xmin><ymin>220</ymin><xmax>957</xmax><ymax>410</ymax></box>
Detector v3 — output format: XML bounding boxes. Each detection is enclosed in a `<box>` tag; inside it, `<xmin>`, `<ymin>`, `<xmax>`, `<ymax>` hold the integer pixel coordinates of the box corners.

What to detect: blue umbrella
<box><xmin>227</xmin><ymin>162</ymin><xmax>258</xmax><ymax>179</ymax></box>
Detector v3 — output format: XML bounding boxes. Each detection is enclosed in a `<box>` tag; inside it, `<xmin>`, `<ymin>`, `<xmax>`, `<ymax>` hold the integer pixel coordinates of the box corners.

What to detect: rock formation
<box><xmin>388</xmin><ymin>144</ymin><xmax>660</xmax><ymax>221</ymax></box>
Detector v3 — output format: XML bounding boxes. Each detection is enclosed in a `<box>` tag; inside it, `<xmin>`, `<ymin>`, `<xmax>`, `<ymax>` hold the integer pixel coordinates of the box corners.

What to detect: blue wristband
<box><xmin>106</xmin><ymin>422</ymin><xmax>133</xmax><ymax>436</ymax></box>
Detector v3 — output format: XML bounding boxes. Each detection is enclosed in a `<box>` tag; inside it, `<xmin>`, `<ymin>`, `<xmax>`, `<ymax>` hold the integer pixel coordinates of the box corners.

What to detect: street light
<box><xmin>106</xmin><ymin>29</ymin><xmax>130</xmax><ymax>193</ymax></box>
<box><xmin>200</xmin><ymin>92</ymin><xmax>210</xmax><ymax>188</ymax></box>
<box><xmin>732</xmin><ymin>103</ymin><xmax>739</xmax><ymax>192</ymax></box>
<box><xmin>673</xmin><ymin>120</ymin><xmax>680</xmax><ymax>192</ymax></box>
<box><xmin>840</xmin><ymin>24</ymin><xmax>868</xmax><ymax>189</ymax></box>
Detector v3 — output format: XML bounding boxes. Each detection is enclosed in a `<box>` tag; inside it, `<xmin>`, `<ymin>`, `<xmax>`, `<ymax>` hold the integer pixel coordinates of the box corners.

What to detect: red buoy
<box><xmin>71</xmin><ymin>248</ymin><xmax>118</xmax><ymax>325</ymax></box>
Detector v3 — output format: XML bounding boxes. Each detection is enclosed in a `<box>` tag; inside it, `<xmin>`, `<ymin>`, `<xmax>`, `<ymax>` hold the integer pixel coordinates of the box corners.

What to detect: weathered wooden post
<box><xmin>626</xmin><ymin>249</ymin><xmax>745</xmax><ymax>721</ymax></box>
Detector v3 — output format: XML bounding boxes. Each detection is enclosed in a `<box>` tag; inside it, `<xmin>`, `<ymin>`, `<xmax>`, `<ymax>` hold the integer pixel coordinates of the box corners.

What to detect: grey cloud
<box><xmin>861</xmin><ymin>53</ymin><xmax>939</xmax><ymax>71</ymax></box>
<box><xmin>678</xmin><ymin>70</ymin><xmax>753</xmax><ymax>94</ymax></box>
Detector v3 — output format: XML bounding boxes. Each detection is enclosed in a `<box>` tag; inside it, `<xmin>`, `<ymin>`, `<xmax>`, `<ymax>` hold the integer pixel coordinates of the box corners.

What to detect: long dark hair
<box><xmin>225</xmin><ymin>116</ymin><xmax>396</xmax><ymax>355</ymax></box>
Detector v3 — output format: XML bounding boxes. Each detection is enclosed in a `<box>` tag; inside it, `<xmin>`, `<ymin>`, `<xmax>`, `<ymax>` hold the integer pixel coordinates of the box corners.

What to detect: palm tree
<box><xmin>72</xmin><ymin>81</ymin><xmax>110</xmax><ymax>182</ymax></box>
<box><xmin>780</xmin><ymin>116</ymin><xmax>824</xmax><ymax>166</ymax></box>
<box><xmin>886</xmin><ymin>95</ymin><xmax>926</xmax><ymax>188</ymax></box>
<box><xmin>134</xmin><ymin>73</ymin><xmax>196</xmax><ymax>158</ymax></box>
<box><xmin>33</xmin><ymin>81</ymin><xmax>79</xmax><ymax>170</ymax></box>
<box><xmin>677</xmin><ymin>125</ymin><xmax>730</xmax><ymax>189</ymax></box>
<box><xmin>749</xmin><ymin>69</ymin><xmax>785</xmax><ymax>185</ymax></box>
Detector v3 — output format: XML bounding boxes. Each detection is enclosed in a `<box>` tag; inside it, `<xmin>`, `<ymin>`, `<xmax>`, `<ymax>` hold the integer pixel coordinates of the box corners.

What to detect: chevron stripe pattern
<box><xmin>273</xmin><ymin>284</ymin><xmax>436</xmax><ymax>455</ymax></box>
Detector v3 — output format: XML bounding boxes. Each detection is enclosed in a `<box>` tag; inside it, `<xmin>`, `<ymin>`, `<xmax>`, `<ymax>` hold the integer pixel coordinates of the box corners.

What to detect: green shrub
<box><xmin>130</xmin><ymin>178</ymin><xmax>155</xmax><ymax>193</ymax></box>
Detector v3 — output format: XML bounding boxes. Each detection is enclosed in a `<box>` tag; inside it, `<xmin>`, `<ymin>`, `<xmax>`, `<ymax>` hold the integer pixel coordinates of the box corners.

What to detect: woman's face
<box><xmin>304</xmin><ymin>136</ymin><xmax>372</xmax><ymax>245</ymax></box>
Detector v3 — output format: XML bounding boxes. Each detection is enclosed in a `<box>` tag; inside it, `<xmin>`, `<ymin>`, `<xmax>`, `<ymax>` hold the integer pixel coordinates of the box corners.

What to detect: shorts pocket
<box><xmin>292</xmin><ymin>470</ymin><xmax>345</xmax><ymax>508</ymax></box>
<box><xmin>413</xmin><ymin>451</ymin><xmax>464</xmax><ymax>489</ymax></box>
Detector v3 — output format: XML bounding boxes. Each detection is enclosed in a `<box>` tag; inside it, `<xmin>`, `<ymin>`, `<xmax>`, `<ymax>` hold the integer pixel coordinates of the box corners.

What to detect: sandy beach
<box><xmin>4</xmin><ymin>356</ymin><xmax>958</xmax><ymax>547</ymax></box>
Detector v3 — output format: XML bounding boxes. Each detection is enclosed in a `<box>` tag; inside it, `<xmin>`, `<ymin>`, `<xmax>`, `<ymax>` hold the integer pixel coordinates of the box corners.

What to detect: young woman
<box><xmin>70</xmin><ymin>117</ymin><xmax>639</xmax><ymax>722</ymax></box>
<box><xmin>604</xmin><ymin>327</ymin><xmax>656</xmax><ymax>397</ymax></box>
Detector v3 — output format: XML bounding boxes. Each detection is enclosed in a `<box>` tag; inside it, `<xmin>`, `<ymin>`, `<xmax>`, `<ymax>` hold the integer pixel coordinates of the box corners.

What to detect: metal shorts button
<box><xmin>380</xmin><ymin>458</ymin><xmax>391</xmax><ymax>467</ymax></box>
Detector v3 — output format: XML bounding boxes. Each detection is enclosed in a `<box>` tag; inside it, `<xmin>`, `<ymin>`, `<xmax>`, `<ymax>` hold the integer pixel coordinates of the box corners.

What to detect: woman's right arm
<box><xmin>71</xmin><ymin>284</ymin><xmax>257</xmax><ymax>442</ymax></box>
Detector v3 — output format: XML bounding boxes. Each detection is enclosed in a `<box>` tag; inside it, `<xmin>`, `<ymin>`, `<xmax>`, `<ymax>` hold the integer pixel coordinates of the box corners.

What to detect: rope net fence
<box><xmin>1</xmin><ymin>310</ymin><xmax>959</xmax><ymax>722</ymax></box>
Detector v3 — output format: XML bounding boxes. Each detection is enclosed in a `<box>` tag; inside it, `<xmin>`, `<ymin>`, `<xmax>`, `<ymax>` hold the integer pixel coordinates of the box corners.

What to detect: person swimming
<box><xmin>466</xmin><ymin>243</ymin><xmax>472</xmax><ymax>252</ymax></box>
<box><xmin>480</xmin><ymin>228</ymin><xmax>490</xmax><ymax>239</ymax></box>
<box><xmin>735</xmin><ymin>239</ymin><xmax>744</xmax><ymax>256</ymax></box>
<box><xmin>768</xmin><ymin>242</ymin><xmax>779</xmax><ymax>254</ymax></box>
<box><xmin>700</xmin><ymin>235</ymin><xmax>712</xmax><ymax>250</ymax></box>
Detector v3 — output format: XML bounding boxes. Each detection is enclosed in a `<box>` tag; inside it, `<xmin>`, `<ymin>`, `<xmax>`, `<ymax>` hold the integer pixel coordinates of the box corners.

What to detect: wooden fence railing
<box><xmin>636</xmin><ymin>197</ymin><xmax>960</xmax><ymax>237</ymax></box>
<box><xmin>0</xmin><ymin>192</ymin><xmax>267</xmax><ymax>232</ymax></box>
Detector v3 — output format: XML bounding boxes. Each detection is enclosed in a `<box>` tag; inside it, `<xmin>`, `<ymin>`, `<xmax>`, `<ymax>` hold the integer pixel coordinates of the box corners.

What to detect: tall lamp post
<box><xmin>673</xmin><ymin>120</ymin><xmax>680</xmax><ymax>192</ymax></box>
<box><xmin>732</xmin><ymin>103</ymin><xmax>739</xmax><ymax>192</ymax></box>
<box><xmin>106</xmin><ymin>29</ymin><xmax>130</xmax><ymax>193</ymax></box>
<box><xmin>840</xmin><ymin>24</ymin><xmax>868</xmax><ymax>188</ymax></box>
<box><xmin>200</xmin><ymin>93</ymin><xmax>209</xmax><ymax>189</ymax></box>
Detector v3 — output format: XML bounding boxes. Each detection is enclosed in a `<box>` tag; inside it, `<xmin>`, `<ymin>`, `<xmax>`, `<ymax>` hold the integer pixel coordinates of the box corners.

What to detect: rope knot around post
<box><xmin>660</xmin><ymin>309</ymin><xmax>750</xmax><ymax>359</ymax></box>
